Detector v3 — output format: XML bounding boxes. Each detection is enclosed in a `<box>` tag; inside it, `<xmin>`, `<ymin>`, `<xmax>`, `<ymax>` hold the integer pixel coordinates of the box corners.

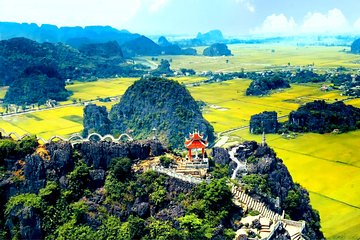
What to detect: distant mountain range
<box><xmin>0</xmin><ymin>22</ymin><xmax>139</xmax><ymax>45</ymax></box>
<box><xmin>0</xmin><ymin>22</ymin><xmax>198</xmax><ymax>57</ymax></box>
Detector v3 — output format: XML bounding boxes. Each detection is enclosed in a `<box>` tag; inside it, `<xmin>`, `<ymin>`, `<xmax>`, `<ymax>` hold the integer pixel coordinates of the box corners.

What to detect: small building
<box><xmin>184</xmin><ymin>131</ymin><xmax>208</xmax><ymax>161</ymax></box>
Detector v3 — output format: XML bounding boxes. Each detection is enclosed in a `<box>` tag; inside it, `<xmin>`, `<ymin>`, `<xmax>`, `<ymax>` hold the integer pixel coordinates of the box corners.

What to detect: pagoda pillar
<box><xmin>188</xmin><ymin>149</ymin><xmax>192</xmax><ymax>161</ymax></box>
<box><xmin>202</xmin><ymin>148</ymin><xmax>205</xmax><ymax>158</ymax></box>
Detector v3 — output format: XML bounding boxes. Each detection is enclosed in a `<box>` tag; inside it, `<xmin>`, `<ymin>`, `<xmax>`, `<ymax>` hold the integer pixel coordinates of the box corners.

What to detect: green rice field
<box><xmin>142</xmin><ymin>44</ymin><xmax>360</xmax><ymax>73</ymax></box>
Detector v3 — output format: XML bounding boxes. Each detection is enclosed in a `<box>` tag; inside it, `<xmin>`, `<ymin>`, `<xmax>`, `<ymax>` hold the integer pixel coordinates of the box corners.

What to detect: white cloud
<box><xmin>301</xmin><ymin>8</ymin><xmax>349</xmax><ymax>34</ymax></box>
<box><xmin>354</xmin><ymin>17</ymin><xmax>360</xmax><ymax>31</ymax></box>
<box><xmin>252</xmin><ymin>8</ymin><xmax>356</xmax><ymax>36</ymax></box>
<box><xmin>0</xmin><ymin>0</ymin><xmax>142</xmax><ymax>27</ymax></box>
<box><xmin>148</xmin><ymin>0</ymin><xmax>169</xmax><ymax>13</ymax></box>
<box><xmin>235</xmin><ymin>0</ymin><xmax>255</xmax><ymax>13</ymax></box>
<box><xmin>252</xmin><ymin>13</ymin><xmax>296</xmax><ymax>35</ymax></box>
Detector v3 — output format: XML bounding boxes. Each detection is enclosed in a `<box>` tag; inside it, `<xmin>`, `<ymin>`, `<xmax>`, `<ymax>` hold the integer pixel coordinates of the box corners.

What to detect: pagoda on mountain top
<box><xmin>184</xmin><ymin>130</ymin><xmax>208</xmax><ymax>161</ymax></box>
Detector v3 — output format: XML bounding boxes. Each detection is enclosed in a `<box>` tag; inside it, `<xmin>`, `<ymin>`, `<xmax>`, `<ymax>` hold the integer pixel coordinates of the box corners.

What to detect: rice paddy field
<box><xmin>143</xmin><ymin>44</ymin><xmax>360</xmax><ymax>73</ymax></box>
<box><xmin>0</xmin><ymin>76</ymin><xmax>205</xmax><ymax>138</ymax></box>
<box><xmin>1</xmin><ymin>44</ymin><xmax>360</xmax><ymax>239</ymax></box>
<box><xmin>189</xmin><ymin>79</ymin><xmax>349</xmax><ymax>132</ymax></box>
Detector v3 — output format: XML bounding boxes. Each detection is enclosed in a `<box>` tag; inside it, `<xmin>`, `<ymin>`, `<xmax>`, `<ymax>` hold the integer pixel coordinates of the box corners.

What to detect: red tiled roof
<box><xmin>185</xmin><ymin>131</ymin><xmax>208</xmax><ymax>148</ymax></box>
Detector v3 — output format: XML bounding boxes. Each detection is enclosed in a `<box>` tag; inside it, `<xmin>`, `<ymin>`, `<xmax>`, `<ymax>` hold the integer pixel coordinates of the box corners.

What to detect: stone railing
<box><xmin>283</xmin><ymin>219</ymin><xmax>306</xmax><ymax>231</ymax></box>
<box><xmin>231</xmin><ymin>185</ymin><xmax>281</xmax><ymax>221</ymax></box>
<box><xmin>0</xmin><ymin>128</ymin><xmax>133</xmax><ymax>144</ymax></box>
<box><xmin>152</xmin><ymin>166</ymin><xmax>210</xmax><ymax>184</ymax></box>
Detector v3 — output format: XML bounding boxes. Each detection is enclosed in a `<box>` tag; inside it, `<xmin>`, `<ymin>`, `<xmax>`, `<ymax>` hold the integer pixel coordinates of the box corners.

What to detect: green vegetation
<box><xmin>246</xmin><ymin>74</ymin><xmax>290</xmax><ymax>96</ymax></box>
<box><xmin>286</xmin><ymin>100</ymin><xmax>360</xmax><ymax>133</ymax></box>
<box><xmin>159</xmin><ymin>155</ymin><xmax>174</xmax><ymax>168</ymax></box>
<box><xmin>108</xmin><ymin>77</ymin><xmax>215</xmax><ymax>149</ymax></box>
<box><xmin>4</xmin><ymin>64</ymin><xmax>72</xmax><ymax>105</ymax></box>
<box><xmin>0</xmin><ymin>135</ymin><xmax>38</xmax><ymax>163</ymax></box>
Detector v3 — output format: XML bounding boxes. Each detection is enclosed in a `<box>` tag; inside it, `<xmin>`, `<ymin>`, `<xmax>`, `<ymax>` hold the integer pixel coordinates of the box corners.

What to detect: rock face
<box><xmin>288</xmin><ymin>100</ymin><xmax>360</xmax><ymax>133</ymax></box>
<box><xmin>351</xmin><ymin>38</ymin><xmax>360</xmax><ymax>54</ymax></box>
<box><xmin>211</xmin><ymin>147</ymin><xmax>230</xmax><ymax>165</ymax></box>
<box><xmin>249</xmin><ymin>111</ymin><xmax>279</xmax><ymax>134</ymax></box>
<box><xmin>5</xmin><ymin>205</ymin><xmax>43</xmax><ymax>240</ymax></box>
<box><xmin>83</xmin><ymin>104</ymin><xmax>111</xmax><ymax>137</ymax></box>
<box><xmin>203</xmin><ymin>43</ymin><xmax>231</xmax><ymax>56</ymax></box>
<box><xmin>108</xmin><ymin>77</ymin><xmax>215</xmax><ymax>149</ymax></box>
<box><xmin>76</xmin><ymin>140</ymin><xmax>164</xmax><ymax>170</ymax></box>
<box><xmin>0</xmin><ymin>139</ymin><xmax>168</xmax><ymax>240</ymax></box>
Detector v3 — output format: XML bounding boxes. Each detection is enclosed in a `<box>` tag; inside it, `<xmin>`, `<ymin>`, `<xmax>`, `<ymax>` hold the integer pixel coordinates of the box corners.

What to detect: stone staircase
<box><xmin>231</xmin><ymin>185</ymin><xmax>281</xmax><ymax>221</ymax></box>
<box><xmin>232</xmin><ymin>184</ymin><xmax>306</xmax><ymax>240</ymax></box>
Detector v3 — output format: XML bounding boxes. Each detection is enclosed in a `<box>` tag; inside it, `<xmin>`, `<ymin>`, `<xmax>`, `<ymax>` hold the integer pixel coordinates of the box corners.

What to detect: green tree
<box><xmin>178</xmin><ymin>213</ymin><xmax>213</xmax><ymax>239</ymax></box>
<box><xmin>110</xmin><ymin>157</ymin><xmax>132</xmax><ymax>181</ymax></box>
<box><xmin>65</xmin><ymin>161</ymin><xmax>91</xmax><ymax>201</ymax></box>
<box><xmin>146</xmin><ymin>217</ymin><xmax>181</xmax><ymax>240</ymax></box>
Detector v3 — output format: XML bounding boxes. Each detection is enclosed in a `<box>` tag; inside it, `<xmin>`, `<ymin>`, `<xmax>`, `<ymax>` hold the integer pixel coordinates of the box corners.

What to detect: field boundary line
<box><xmin>309</xmin><ymin>191</ymin><xmax>360</xmax><ymax>210</ymax></box>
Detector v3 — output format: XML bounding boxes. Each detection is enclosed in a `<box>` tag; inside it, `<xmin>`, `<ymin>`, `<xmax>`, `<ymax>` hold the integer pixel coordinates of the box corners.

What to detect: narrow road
<box><xmin>0</xmin><ymin>95</ymin><xmax>123</xmax><ymax>118</ymax></box>
<box><xmin>214</xmin><ymin>136</ymin><xmax>229</xmax><ymax>147</ymax></box>
<box><xmin>229</xmin><ymin>146</ymin><xmax>247</xmax><ymax>179</ymax></box>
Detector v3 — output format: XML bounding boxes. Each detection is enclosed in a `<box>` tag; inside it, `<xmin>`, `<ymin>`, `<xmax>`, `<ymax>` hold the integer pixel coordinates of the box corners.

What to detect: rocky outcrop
<box><xmin>108</xmin><ymin>77</ymin><xmax>215</xmax><ymax>149</ymax></box>
<box><xmin>83</xmin><ymin>104</ymin><xmax>111</xmax><ymax>137</ymax></box>
<box><xmin>234</xmin><ymin>141</ymin><xmax>323</xmax><ymax>239</ymax></box>
<box><xmin>203</xmin><ymin>43</ymin><xmax>231</xmax><ymax>56</ymax></box>
<box><xmin>76</xmin><ymin>140</ymin><xmax>164</xmax><ymax>169</ymax></box>
<box><xmin>211</xmin><ymin>147</ymin><xmax>230</xmax><ymax>165</ymax></box>
<box><xmin>5</xmin><ymin>205</ymin><xmax>42</xmax><ymax>240</ymax></box>
<box><xmin>250</xmin><ymin>111</ymin><xmax>279</xmax><ymax>134</ymax></box>
<box><xmin>288</xmin><ymin>100</ymin><xmax>360</xmax><ymax>133</ymax></box>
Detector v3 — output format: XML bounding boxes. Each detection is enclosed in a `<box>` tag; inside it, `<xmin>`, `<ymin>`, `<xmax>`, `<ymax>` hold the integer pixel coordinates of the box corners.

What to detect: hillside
<box><xmin>4</xmin><ymin>65</ymin><xmax>71</xmax><ymax>105</ymax></box>
<box><xmin>82</xmin><ymin>77</ymin><xmax>215</xmax><ymax>149</ymax></box>
<box><xmin>121</xmin><ymin>35</ymin><xmax>162</xmax><ymax>57</ymax></box>
<box><xmin>0</xmin><ymin>37</ymin><xmax>147</xmax><ymax>86</ymax></box>
<box><xmin>78</xmin><ymin>41</ymin><xmax>123</xmax><ymax>58</ymax></box>
<box><xmin>351</xmin><ymin>38</ymin><xmax>360</xmax><ymax>54</ymax></box>
<box><xmin>121</xmin><ymin>35</ymin><xmax>196</xmax><ymax>57</ymax></box>
<box><xmin>109</xmin><ymin>77</ymin><xmax>215</xmax><ymax>149</ymax></box>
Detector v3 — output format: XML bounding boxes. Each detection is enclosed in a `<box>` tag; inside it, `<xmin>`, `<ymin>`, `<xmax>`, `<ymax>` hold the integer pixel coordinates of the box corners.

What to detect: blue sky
<box><xmin>0</xmin><ymin>0</ymin><xmax>359</xmax><ymax>36</ymax></box>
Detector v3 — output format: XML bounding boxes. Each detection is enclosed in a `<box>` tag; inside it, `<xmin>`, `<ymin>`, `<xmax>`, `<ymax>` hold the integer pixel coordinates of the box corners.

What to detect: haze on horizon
<box><xmin>0</xmin><ymin>0</ymin><xmax>360</xmax><ymax>37</ymax></box>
